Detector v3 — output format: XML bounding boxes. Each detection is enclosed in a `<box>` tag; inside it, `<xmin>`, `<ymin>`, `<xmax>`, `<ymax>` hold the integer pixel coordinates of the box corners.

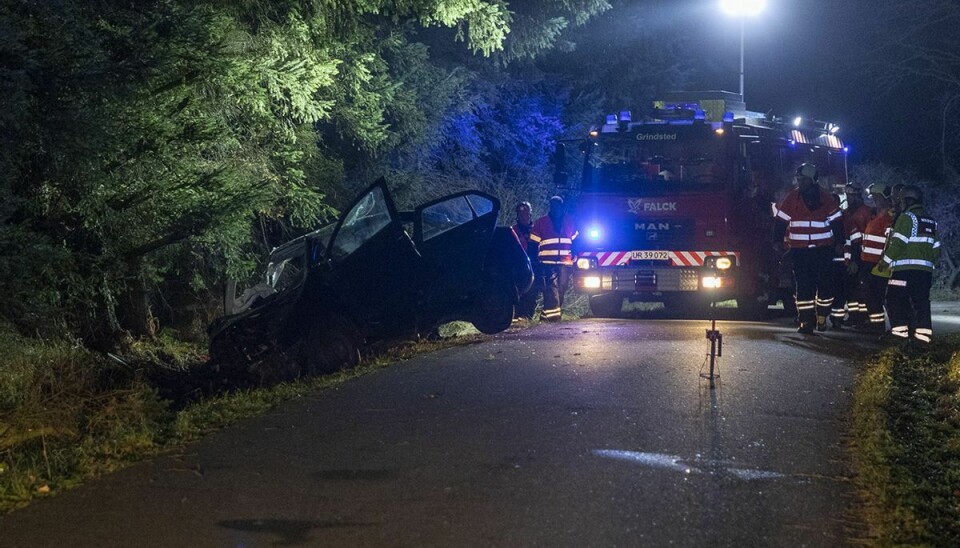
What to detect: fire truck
<box><xmin>556</xmin><ymin>91</ymin><xmax>849</xmax><ymax>318</ymax></box>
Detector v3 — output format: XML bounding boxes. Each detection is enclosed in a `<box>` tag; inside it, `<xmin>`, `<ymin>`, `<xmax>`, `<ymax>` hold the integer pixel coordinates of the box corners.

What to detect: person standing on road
<box><xmin>877</xmin><ymin>185</ymin><xmax>941</xmax><ymax>347</ymax></box>
<box><xmin>831</xmin><ymin>183</ymin><xmax>872</xmax><ymax>328</ymax></box>
<box><xmin>512</xmin><ymin>201</ymin><xmax>539</xmax><ymax>321</ymax></box>
<box><xmin>860</xmin><ymin>183</ymin><xmax>896</xmax><ymax>333</ymax></box>
<box><xmin>530</xmin><ymin>196</ymin><xmax>578</xmax><ymax>322</ymax></box>
<box><xmin>773</xmin><ymin>163</ymin><xmax>845</xmax><ymax>334</ymax></box>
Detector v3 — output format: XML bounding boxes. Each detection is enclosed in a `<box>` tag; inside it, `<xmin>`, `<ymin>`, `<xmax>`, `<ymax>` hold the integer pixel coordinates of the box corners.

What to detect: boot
<box><xmin>816</xmin><ymin>315</ymin><xmax>828</xmax><ymax>332</ymax></box>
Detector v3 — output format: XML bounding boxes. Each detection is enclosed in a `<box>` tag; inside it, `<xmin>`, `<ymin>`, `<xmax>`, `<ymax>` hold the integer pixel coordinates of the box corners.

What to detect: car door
<box><xmin>322</xmin><ymin>179</ymin><xmax>421</xmax><ymax>336</ymax></box>
<box><xmin>414</xmin><ymin>191</ymin><xmax>499</xmax><ymax>314</ymax></box>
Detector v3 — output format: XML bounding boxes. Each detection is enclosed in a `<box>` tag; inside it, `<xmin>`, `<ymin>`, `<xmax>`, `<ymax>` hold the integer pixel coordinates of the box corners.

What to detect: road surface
<box><xmin>1</xmin><ymin>306</ymin><xmax>958</xmax><ymax>547</ymax></box>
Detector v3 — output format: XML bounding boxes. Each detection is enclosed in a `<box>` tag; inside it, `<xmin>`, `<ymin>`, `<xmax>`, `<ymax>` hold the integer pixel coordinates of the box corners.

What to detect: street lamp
<box><xmin>720</xmin><ymin>0</ymin><xmax>767</xmax><ymax>102</ymax></box>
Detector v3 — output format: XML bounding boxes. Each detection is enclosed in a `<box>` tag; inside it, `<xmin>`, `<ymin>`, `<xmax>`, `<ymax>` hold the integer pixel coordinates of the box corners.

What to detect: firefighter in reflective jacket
<box><xmin>773</xmin><ymin>163</ymin><xmax>845</xmax><ymax>334</ymax></box>
<box><xmin>831</xmin><ymin>183</ymin><xmax>873</xmax><ymax>328</ymax></box>
<box><xmin>859</xmin><ymin>183</ymin><xmax>895</xmax><ymax>332</ymax></box>
<box><xmin>529</xmin><ymin>196</ymin><xmax>578</xmax><ymax>322</ymax></box>
<box><xmin>876</xmin><ymin>185</ymin><xmax>941</xmax><ymax>346</ymax></box>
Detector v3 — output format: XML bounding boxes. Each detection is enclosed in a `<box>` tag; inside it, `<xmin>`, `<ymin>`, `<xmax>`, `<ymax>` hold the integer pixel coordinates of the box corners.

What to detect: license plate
<box><xmin>630</xmin><ymin>250</ymin><xmax>670</xmax><ymax>261</ymax></box>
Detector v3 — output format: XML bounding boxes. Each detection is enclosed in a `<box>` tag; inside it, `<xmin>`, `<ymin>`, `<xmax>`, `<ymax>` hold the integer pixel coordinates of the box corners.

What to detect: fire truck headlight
<box><xmin>716</xmin><ymin>257</ymin><xmax>733</xmax><ymax>270</ymax></box>
<box><xmin>702</xmin><ymin>276</ymin><xmax>722</xmax><ymax>289</ymax></box>
<box><xmin>582</xmin><ymin>276</ymin><xmax>602</xmax><ymax>289</ymax></box>
<box><xmin>576</xmin><ymin>258</ymin><xmax>595</xmax><ymax>270</ymax></box>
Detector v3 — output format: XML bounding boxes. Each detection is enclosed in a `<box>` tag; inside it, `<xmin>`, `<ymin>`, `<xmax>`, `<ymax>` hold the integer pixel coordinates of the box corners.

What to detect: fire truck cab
<box><xmin>559</xmin><ymin>91</ymin><xmax>849</xmax><ymax>318</ymax></box>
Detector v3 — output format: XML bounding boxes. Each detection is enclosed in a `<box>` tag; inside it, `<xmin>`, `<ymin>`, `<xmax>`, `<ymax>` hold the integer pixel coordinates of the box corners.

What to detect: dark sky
<box><xmin>572</xmin><ymin>0</ymin><xmax>946</xmax><ymax>177</ymax></box>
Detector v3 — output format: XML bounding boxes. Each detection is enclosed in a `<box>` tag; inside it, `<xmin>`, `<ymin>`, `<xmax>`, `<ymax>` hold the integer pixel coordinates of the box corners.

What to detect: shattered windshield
<box><xmin>330</xmin><ymin>186</ymin><xmax>392</xmax><ymax>260</ymax></box>
<box><xmin>585</xmin><ymin>137</ymin><xmax>727</xmax><ymax>193</ymax></box>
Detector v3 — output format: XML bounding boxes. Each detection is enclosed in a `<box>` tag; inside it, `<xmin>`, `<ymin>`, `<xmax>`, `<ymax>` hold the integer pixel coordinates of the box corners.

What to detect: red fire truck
<box><xmin>557</xmin><ymin>91</ymin><xmax>849</xmax><ymax>318</ymax></box>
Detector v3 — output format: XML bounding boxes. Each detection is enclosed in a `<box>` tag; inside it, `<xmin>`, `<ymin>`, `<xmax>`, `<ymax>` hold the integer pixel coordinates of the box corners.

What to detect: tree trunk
<box><xmin>116</xmin><ymin>260</ymin><xmax>157</xmax><ymax>338</ymax></box>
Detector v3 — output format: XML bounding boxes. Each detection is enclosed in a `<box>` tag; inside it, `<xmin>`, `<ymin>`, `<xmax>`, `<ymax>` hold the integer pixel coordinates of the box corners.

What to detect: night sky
<box><xmin>572</xmin><ymin>0</ymin><xmax>946</xmax><ymax>177</ymax></box>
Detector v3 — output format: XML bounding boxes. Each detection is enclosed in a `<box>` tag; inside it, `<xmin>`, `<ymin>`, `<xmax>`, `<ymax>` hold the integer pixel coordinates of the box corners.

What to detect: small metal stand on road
<box><xmin>700</xmin><ymin>302</ymin><xmax>723</xmax><ymax>389</ymax></box>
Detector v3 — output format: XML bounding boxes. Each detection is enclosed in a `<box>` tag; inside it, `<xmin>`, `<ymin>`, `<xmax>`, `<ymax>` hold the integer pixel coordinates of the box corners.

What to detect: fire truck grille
<box><xmin>610</xmin><ymin>268</ymin><xmax>700</xmax><ymax>292</ymax></box>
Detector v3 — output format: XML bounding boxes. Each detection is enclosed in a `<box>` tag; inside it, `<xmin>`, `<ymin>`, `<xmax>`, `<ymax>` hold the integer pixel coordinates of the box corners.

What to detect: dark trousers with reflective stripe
<box><xmin>886</xmin><ymin>270</ymin><xmax>933</xmax><ymax>343</ymax></box>
<box><xmin>540</xmin><ymin>263</ymin><xmax>568</xmax><ymax>321</ymax></box>
<box><xmin>859</xmin><ymin>264</ymin><xmax>888</xmax><ymax>326</ymax></box>
<box><xmin>791</xmin><ymin>247</ymin><xmax>834</xmax><ymax>326</ymax></box>
<box><xmin>830</xmin><ymin>260</ymin><xmax>850</xmax><ymax>320</ymax></box>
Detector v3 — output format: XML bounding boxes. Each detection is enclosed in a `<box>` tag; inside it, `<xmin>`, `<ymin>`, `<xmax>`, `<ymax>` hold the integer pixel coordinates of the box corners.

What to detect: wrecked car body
<box><xmin>208</xmin><ymin>179</ymin><xmax>533</xmax><ymax>376</ymax></box>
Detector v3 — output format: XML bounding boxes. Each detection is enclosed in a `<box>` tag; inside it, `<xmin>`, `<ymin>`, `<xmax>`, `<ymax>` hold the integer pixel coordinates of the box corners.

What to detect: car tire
<box><xmin>471</xmin><ymin>282</ymin><xmax>515</xmax><ymax>335</ymax></box>
<box><xmin>299</xmin><ymin>317</ymin><xmax>362</xmax><ymax>377</ymax></box>
<box><xmin>589</xmin><ymin>293</ymin><xmax>623</xmax><ymax>318</ymax></box>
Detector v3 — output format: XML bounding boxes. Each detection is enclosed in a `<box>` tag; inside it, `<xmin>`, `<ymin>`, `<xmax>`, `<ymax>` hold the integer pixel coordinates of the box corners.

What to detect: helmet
<box><xmin>795</xmin><ymin>163</ymin><xmax>818</xmax><ymax>181</ymax></box>
<box><xmin>866</xmin><ymin>183</ymin><xmax>891</xmax><ymax>198</ymax></box>
<box><xmin>900</xmin><ymin>185</ymin><xmax>923</xmax><ymax>203</ymax></box>
<box><xmin>516</xmin><ymin>201</ymin><xmax>532</xmax><ymax>212</ymax></box>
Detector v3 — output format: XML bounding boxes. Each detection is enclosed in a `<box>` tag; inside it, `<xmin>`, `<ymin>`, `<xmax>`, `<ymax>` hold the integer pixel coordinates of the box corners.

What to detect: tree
<box><xmin>0</xmin><ymin>0</ymin><xmax>614</xmax><ymax>345</ymax></box>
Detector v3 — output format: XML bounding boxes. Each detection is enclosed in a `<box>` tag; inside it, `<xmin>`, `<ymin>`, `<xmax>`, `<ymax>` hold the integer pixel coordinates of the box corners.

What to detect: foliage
<box><xmin>1</xmin><ymin>0</ymin><xmax>593</xmax><ymax>345</ymax></box>
<box><xmin>851</xmin><ymin>334</ymin><xmax>960</xmax><ymax>545</ymax></box>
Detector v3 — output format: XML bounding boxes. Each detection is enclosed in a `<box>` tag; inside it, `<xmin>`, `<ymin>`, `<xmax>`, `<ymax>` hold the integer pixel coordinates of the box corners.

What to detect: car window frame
<box><xmin>413</xmin><ymin>190</ymin><xmax>500</xmax><ymax>245</ymax></box>
<box><xmin>325</xmin><ymin>178</ymin><xmax>401</xmax><ymax>263</ymax></box>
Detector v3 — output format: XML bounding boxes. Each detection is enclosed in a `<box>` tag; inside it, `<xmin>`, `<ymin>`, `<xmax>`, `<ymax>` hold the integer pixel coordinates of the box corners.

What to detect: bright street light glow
<box><xmin>720</xmin><ymin>0</ymin><xmax>767</xmax><ymax>16</ymax></box>
<box><xmin>793</xmin><ymin>116</ymin><xmax>803</xmax><ymax>127</ymax></box>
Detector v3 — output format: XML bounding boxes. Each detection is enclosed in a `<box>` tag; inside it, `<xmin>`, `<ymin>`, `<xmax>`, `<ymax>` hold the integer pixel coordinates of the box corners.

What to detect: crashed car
<box><xmin>208</xmin><ymin>179</ymin><xmax>533</xmax><ymax>376</ymax></box>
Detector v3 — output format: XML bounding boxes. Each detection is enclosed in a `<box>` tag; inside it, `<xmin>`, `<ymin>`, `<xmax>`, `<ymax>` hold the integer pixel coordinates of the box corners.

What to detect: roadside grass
<box><xmin>0</xmin><ymin>323</ymin><xmax>487</xmax><ymax>512</ymax></box>
<box><xmin>851</xmin><ymin>332</ymin><xmax>960</xmax><ymax>545</ymax></box>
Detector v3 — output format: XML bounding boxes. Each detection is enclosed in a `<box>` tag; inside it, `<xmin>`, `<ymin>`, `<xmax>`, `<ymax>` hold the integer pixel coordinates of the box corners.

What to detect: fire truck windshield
<box><xmin>583</xmin><ymin>138</ymin><xmax>727</xmax><ymax>193</ymax></box>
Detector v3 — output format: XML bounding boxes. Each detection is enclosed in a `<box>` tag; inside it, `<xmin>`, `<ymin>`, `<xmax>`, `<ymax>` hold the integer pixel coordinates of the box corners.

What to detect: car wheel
<box><xmin>299</xmin><ymin>318</ymin><xmax>362</xmax><ymax>377</ymax></box>
<box><xmin>471</xmin><ymin>283</ymin><xmax>514</xmax><ymax>335</ymax></box>
<box><xmin>589</xmin><ymin>293</ymin><xmax>623</xmax><ymax>318</ymax></box>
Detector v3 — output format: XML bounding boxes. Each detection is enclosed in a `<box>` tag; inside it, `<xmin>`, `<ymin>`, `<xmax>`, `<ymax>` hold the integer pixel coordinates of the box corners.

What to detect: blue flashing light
<box><xmin>605</xmin><ymin>114</ymin><xmax>617</xmax><ymax>124</ymax></box>
<box><xmin>723</xmin><ymin>111</ymin><xmax>735</xmax><ymax>123</ymax></box>
<box><xmin>694</xmin><ymin>110</ymin><xmax>706</xmax><ymax>121</ymax></box>
<box><xmin>619</xmin><ymin>111</ymin><xmax>632</xmax><ymax>123</ymax></box>
<box><xmin>587</xmin><ymin>226</ymin><xmax>602</xmax><ymax>240</ymax></box>
<box><xmin>844</xmin><ymin>146</ymin><xmax>850</xmax><ymax>153</ymax></box>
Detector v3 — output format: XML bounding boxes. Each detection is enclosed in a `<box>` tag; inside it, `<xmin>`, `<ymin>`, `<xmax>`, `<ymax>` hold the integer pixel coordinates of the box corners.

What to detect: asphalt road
<box><xmin>1</xmin><ymin>306</ymin><xmax>958</xmax><ymax>547</ymax></box>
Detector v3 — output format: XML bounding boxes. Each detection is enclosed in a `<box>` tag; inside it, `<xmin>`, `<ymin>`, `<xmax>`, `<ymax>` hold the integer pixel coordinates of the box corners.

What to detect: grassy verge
<box><xmin>851</xmin><ymin>332</ymin><xmax>960</xmax><ymax>544</ymax></box>
<box><xmin>0</xmin><ymin>324</ymin><xmax>487</xmax><ymax>512</ymax></box>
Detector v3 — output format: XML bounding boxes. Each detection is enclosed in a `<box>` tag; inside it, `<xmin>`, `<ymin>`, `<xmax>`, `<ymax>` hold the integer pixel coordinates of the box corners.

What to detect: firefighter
<box><xmin>877</xmin><ymin>185</ymin><xmax>941</xmax><ymax>347</ymax></box>
<box><xmin>512</xmin><ymin>201</ymin><xmax>539</xmax><ymax>321</ymax></box>
<box><xmin>530</xmin><ymin>196</ymin><xmax>578</xmax><ymax>322</ymax></box>
<box><xmin>859</xmin><ymin>183</ymin><xmax>895</xmax><ymax>333</ymax></box>
<box><xmin>830</xmin><ymin>183</ymin><xmax>872</xmax><ymax>328</ymax></box>
<box><xmin>773</xmin><ymin>163</ymin><xmax>845</xmax><ymax>334</ymax></box>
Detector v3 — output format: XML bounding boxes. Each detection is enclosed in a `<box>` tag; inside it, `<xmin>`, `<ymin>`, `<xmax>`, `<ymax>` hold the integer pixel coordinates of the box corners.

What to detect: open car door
<box><xmin>320</xmin><ymin>179</ymin><xmax>421</xmax><ymax>337</ymax></box>
<box><xmin>414</xmin><ymin>191</ymin><xmax>499</xmax><ymax>317</ymax></box>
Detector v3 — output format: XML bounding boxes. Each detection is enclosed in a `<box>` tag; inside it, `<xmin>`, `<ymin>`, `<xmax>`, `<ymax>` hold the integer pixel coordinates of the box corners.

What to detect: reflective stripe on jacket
<box><xmin>842</xmin><ymin>204</ymin><xmax>873</xmax><ymax>262</ymax></box>
<box><xmin>860</xmin><ymin>210</ymin><xmax>893</xmax><ymax>264</ymax></box>
<box><xmin>530</xmin><ymin>215</ymin><xmax>578</xmax><ymax>265</ymax></box>
<box><xmin>881</xmin><ymin>205</ymin><xmax>940</xmax><ymax>272</ymax></box>
<box><xmin>775</xmin><ymin>188</ymin><xmax>842</xmax><ymax>249</ymax></box>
